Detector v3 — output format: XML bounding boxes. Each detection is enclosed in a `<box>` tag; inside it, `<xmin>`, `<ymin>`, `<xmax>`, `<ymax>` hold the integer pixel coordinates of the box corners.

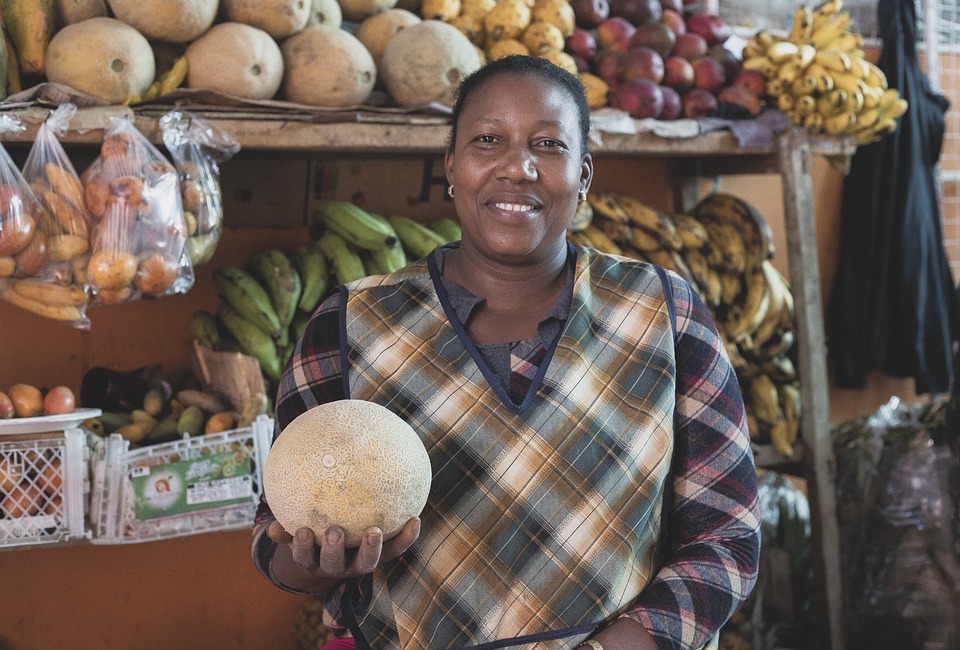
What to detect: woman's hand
<box><xmin>267</xmin><ymin>517</ymin><xmax>421</xmax><ymax>593</ymax></box>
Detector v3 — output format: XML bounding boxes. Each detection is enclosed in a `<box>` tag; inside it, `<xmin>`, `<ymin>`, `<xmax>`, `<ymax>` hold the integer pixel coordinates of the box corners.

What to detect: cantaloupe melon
<box><xmin>380</xmin><ymin>20</ymin><xmax>481</xmax><ymax>108</ymax></box>
<box><xmin>263</xmin><ymin>399</ymin><xmax>432</xmax><ymax>548</ymax></box>
<box><xmin>184</xmin><ymin>22</ymin><xmax>284</xmax><ymax>100</ymax></box>
<box><xmin>355</xmin><ymin>8</ymin><xmax>421</xmax><ymax>69</ymax></box>
<box><xmin>339</xmin><ymin>0</ymin><xmax>398</xmax><ymax>22</ymax></box>
<box><xmin>281</xmin><ymin>26</ymin><xmax>376</xmax><ymax>108</ymax></box>
<box><xmin>106</xmin><ymin>0</ymin><xmax>218</xmax><ymax>43</ymax></box>
<box><xmin>305</xmin><ymin>0</ymin><xmax>342</xmax><ymax>28</ymax></box>
<box><xmin>221</xmin><ymin>0</ymin><xmax>311</xmax><ymax>39</ymax></box>
<box><xmin>44</xmin><ymin>17</ymin><xmax>155</xmax><ymax>104</ymax></box>
<box><xmin>54</xmin><ymin>0</ymin><xmax>108</xmax><ymax>27</ymax></box>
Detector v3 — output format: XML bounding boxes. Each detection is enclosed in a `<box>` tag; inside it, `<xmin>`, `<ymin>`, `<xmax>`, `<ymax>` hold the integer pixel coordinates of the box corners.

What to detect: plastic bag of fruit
<box><xmin>8</xmin><ymin>104</ymin><xmax>94</xmax><ymax>328</ymax></box>
<box><xmin>160</xmin><ymin>109</ymin><xmax>240</xmax><ymax>266</ymax></box>
<box><xmin>80</xmin><ymin>115</ymin><xmax>195</xmax><ymax>305</ymax></box>
<box><xmin>0</xmin><ymin>114</ymin><xmax>91</xmax><ymax>326</ymax></box>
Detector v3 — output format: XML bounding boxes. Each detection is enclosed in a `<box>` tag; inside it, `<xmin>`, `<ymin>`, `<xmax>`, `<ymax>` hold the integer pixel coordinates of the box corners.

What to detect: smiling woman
<box><xmin>252</xmin><ymin>55</ymin><xmax>761</xmax><ymax>650</ymax></box>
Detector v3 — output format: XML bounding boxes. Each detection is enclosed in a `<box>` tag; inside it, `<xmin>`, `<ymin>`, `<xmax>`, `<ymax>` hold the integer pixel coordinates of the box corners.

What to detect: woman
<box><xmin>253</xmin><ymin>55</ymin><xmax>760</xmax><ymax>650</ymax></box>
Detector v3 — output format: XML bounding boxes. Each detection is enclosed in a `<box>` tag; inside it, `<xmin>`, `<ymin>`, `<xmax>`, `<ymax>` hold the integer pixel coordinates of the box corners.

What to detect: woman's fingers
<box><xmin>290</xmin><ymin>528</ymin><xmax>320</xmax><ymax>567</ymax></box>
<box><xmin>267</xmin><ymin>520</ymin><xmax>293</xmax><ymax>544</ymax></box>
<box><xmin>382</xmin><ymin>517</ymin><xmax>421</xmax><ymax>562</ymax></box>
<box><xmin>353</xmin><ymin>528</ymin><xmax>383</xmax><ymax>573</ymax></box>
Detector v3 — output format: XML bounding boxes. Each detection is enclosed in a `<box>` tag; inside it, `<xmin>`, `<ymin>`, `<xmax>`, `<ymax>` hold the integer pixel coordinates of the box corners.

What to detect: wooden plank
<box><xmin>777</xmin><ymin>127</ymin><xmax>845</xmax><ymax>650</ymax></box>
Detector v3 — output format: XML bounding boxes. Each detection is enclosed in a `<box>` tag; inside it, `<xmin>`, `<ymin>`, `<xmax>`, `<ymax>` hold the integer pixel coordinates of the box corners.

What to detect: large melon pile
<box><xmin>262</xmin><ymin>399</ymin><xmax>432</xmax><ymax>547</ymax></box>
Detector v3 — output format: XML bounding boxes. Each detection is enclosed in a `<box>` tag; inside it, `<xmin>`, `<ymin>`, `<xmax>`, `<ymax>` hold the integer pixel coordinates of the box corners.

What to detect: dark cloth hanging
<box><xmin>827</xmin><ymin>0</ymin><xmax>959</xmax><ymax>394</ymax></box>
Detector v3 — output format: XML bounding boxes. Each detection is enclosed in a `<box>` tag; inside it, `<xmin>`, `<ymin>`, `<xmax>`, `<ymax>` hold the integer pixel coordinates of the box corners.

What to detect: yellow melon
<box><xmin>355</xmin><ymin>9</ymin><xmax>421</xmax><ymax>69</ymax></box>
<box><xmin>184</xmin><ymin>22</ymin><xmax>284</xmax><ymax>100</ymax></box>
<box><xmin>262</xmin><ymin>399</ymin><xmax>432</xmax><ymax>548</ymax></box>
<box><xmin>106</xmin><ymin>0</ymin><xmax>217</xmax><ymax>43</ymax></box>
<box><xmin>281</xmin><ymin>26</ymin><xmax>376</xmax><ymax>108</ymax></box>
<box><xmin>44</xmin><ymin>17</ymin><xmax>155</xmax><ymax>104</ymax></box>
<box><xmin>221</xmin><ymin>0</ymin><xmax>311</xmax><ymax>39</ymax></box>
<box><xmin>54</xmin><ymin>0</ymin><xmax>108</xmax><ymax>27</ymax></box>
<box><xmin>305</xmin><ymin>0</ymin><xmax>342</xmax><ymax>28</ymax></box>
<box><xmin>380</xmin><ymin>20</ymin><xmax>482</xmax><ymax>108</ymax></box>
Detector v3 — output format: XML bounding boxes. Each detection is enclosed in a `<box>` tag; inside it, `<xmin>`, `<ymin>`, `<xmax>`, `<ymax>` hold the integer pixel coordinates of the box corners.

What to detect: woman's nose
<box><xmin>498</xmin><ymin>146</ymin><xmax>538</xmax><ymax>181</ymax></box>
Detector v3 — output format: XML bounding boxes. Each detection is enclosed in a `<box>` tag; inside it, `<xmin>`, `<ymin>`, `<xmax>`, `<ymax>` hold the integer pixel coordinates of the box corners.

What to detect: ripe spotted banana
<box><xmin>691</xmin><ymin>193</ymin><xmax>774</xmax><ymax>263</ymax></box>
<box><xmin>586</xmin><ymin>191</ymin><xmax>630</xmax><ymax>224</ymax></box>
<box><xmin>313</xmin><ymin>199</ymin><xmax>399</xmax><ymax>251</ymax></box>
<box><xmin>724</xmin><ymin>264</ymin><xmax>770</xmax><ymax>342</ymax></box>
<box><xmin>673</xmin><ymin>214</ymin><xmax>711</xmax><ymax>250</ymax></box>
<box><xmin>388</xmin><ymin>214</ymin><xmax>449</xmax><ymax>259</ymax></box>
<box><xmin>247</xmin><ymin>248</ymin><xmax>302</xmax><ymax>330</ymax></box>
<box><xmin>316</xmin><ymin>231</ymin><xmax>366</xmax><ymax>285</ymax></box>
<box><xmin>217</xmin><ymin>302</ymin><xmax>283</xmax><ymax>383</ymax></box>
<box><xmin>288</xmin><ymin>244</ymin><xmax>330</xmax><ymax>314</ymax></box>
<box><xmin>748</xmin><ymin>373</ymin><xmax>791</xmax><ymax>456</ymax></box>
<box><xmin>809</xmin><ymin>11</ymin><xmax>851</xmax><ymax>49</ymax></box>
<box><xmin>582</xmin><ymin>224</ymin><xmax>623</xmax><ymax>255</ymax></box>
<box><xmin>779</xmin><ymin>382</ymin><xmax>802</xmax><ymax>447</ymax></box>
<box><xmin>212</xmin><ymin>265</ymin><xmax>283</xmax><ymax>338</ymax></box>
<box><xmin>3</xmin><ymin>289</ymin><xmax>84</xmax><ymax>322</ymax></box>
<box><xmin>615</xmin><ymin>194</ymin><xmax>682</xmax><ymax>250</ymax></box>
<box><xmin>787</xmin><ymin>5</ymin><xmax>814</xmax><ymax>45</ymax></box>
<box><xmin>11</xmin><ymin>279</ymin><xmax>88</xmax><ymax>306</ymax></box>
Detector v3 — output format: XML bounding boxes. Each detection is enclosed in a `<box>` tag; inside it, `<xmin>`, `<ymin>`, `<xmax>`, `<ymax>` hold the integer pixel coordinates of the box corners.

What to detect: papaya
<box><xmin>1</xmin><ymin>0</ymin><xmax>55</xmax><ymax>76</ymax></box>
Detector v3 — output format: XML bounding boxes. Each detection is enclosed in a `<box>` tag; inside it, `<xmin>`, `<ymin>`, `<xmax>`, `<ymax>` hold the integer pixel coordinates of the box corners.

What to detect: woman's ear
<box><xmin>580</xmin><ymin>152</ymin><xmax>594</xmax><ymax>195</ymax></box>
<box><xmin>444</xmin><ymin>149</ymin><xmax>455</xmax><ymax>190</ymax></box>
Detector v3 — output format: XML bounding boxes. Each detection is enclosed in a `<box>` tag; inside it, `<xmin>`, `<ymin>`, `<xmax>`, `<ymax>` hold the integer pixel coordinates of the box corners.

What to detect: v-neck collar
<box><xmin>426</xmin><ymin>244</ymin><xmax>578</xmax><ymax>414</ymax></box>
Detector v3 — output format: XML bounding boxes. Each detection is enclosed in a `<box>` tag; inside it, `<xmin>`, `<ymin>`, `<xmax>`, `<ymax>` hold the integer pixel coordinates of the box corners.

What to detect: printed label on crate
<box><xmin>129</xmin><ymin>451</ymin><xmax>253</xmax><ymax>521</ymax></box>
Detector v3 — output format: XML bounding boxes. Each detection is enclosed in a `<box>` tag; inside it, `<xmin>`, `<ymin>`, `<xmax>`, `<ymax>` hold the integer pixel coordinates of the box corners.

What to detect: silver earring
<box><xmin>578</xmin><ymin>190</ymin><xmax>587</xmax><ymax>204</ymax></box>
<box><xmin>447</xmin><ymin>186</ymin><xmax>455</xmax><ymax>198</ymax></box>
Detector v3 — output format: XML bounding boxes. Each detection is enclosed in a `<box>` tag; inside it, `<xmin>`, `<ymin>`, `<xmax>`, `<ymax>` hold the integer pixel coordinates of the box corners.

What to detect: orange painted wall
<box><xmin>0</xmin><ymin>143</ymin><xmax>922</xmax><ymax>648</ymax></box>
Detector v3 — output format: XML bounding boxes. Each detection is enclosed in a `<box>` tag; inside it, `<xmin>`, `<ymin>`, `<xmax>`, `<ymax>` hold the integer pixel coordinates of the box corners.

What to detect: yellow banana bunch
<box><xmin>741</xmin><ymin>0</ymin><xmax>907</xmax><ymax>144</ymax></box>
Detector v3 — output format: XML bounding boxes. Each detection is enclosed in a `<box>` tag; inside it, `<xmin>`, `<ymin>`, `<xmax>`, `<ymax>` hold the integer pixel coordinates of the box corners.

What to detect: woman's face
<box><xmin>445</xmin><ymin>73</ymin><xmax>593</xmax><ymax>267</ymax></box>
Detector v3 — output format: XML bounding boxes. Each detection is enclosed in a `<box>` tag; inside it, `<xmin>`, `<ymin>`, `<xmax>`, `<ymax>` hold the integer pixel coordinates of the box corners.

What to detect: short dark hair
<box><xmin>447</xmin><ymin>55</ymin><xmax>591</xmax><ymax>155</ymax></box>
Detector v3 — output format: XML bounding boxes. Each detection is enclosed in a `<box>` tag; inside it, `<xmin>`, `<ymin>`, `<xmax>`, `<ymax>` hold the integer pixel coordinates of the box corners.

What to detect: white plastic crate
<box><xmin>89</xmin><ymin>414</ymin><xmax>273</xmax><ymax>544</ymax></box>
<box><xmin>0</xmin><ymin>429</ymin><xmax>90</xmax><ymax>548</ymax></box>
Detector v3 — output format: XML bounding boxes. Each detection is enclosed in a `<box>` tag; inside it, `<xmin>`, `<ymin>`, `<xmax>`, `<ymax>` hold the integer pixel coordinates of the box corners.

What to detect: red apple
<box><xmin>659</xmin><ymin>0</ymin><xmax>682</xmax><ymax>12</ymax></box>
<box><xmin>571</xmin><ymin>53</ymin><xmax>592</xmax><ymax>72</ymax></box>
<box><xmin>732</xmin><ymin>69</ymin><xmax>766</xmax><ymax>97</ymax></box>
<box><xmin>659</xmin><ymin>85</ymin><xmax>683</xmax><ymax>119</ymax></box>
<box><xmin>685</xmin><ymin>12</ymin><xmax>731</xmax><ymax>47</ymax></box>
<box><xmin>594</xmin><ymin>49</ymin><xmax>624</xmax><ymax>85</ymax></box>
<box><xmin>611</xmin><ymin>78</ymin><xmax>664</xmax><ymax>118</ymax></box>
<box><xmin>596</xmin><ymin>16</ymin><xmax>636</xmax><ymax>52</ymax></box>
<box><xmin>683</xmin><ymin>87</ymin><xmax>718</xmax><ymax>118</ymax></box>
<box><xmin>717</xmin><ymin>85</ymin><xmax>762</xmax><ymax>116</ymax></box>
<box><xmin>662</xmin><ymin>55</ymin><xmax>695</xmax><ymax>93</ymax></box>
<box><xmin>619</xmin><ymin>46</ymin><xmax>664</xmax><ymax>83</ymax></box>
<box><xmin>566</xmin><ymin>27</ymin><xmax>598</xmax><ymax>60</ymax></box>
<box><xmin>662</xmin><ymin>8</ymin><xmax>686</xmax><ymax>36</ymax></box>
<box><xmin>572</xmin><ymin>0</ymin><xmax>611</xmax><ymax>29</ymax></box>
<box><xmin>629</xmin><ymin>21</ymin><xmax>675</xmax><ymax>59</ymax></box>
<box><xmin>672</xmin><ymin>32</ymin><xmax>708</xmax><ymax>60</ymax></box>
<box><xmin>707</xmin><ymin>44</ymin><xmax>740</xmax><ymax>83</ymax></box>
<box><xmin>691</xmin><ymin>56</ymin><xmax>725</xmax><ymax>93</ymax></box>
<box><xmin>608</xmin><ymin>0</ymin><xmax>661</xmax><ymax>26</ymax></box>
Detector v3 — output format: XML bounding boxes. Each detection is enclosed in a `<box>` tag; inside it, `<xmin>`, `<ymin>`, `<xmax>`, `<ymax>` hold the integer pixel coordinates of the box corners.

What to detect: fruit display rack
<box><xmin>0</xmin><ymin>104</ymin><xmax>850</xmax><ymax>649</ymax></box>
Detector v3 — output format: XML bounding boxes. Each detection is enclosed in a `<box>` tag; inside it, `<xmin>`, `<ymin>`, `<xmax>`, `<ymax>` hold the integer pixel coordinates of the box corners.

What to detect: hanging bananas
<box><xmin>740</xmin><ymin>0</ymin><xmax>908</xmax><ymax>145</ymax></box>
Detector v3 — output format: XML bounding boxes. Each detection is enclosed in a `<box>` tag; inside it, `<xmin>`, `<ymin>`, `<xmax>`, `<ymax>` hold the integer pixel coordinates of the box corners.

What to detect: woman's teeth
<box><xmin>495</xmin><ymin>202</ymin><xmax>533</xmax><ymax>213</ymax></box>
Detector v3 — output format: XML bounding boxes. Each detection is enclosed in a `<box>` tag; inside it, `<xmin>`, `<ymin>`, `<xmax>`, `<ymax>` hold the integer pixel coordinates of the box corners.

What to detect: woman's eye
<box><xmin>539</xmin><ymin>139</ymin><xmax>565</xmax><ymax>150</ymax></box>
<box><xmin>477</xmin><ymin>134</ymin><xmax>497</xmax><ymax>144</ymax></box>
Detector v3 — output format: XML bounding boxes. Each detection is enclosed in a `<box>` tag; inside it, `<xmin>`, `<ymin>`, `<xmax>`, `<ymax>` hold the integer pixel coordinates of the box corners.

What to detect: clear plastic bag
<box><xmin>10</xmin><ymin>104</ymin><xmax>93</xmax><ymax>328</ymax></box>
<box><xmin>159</xmin><ymin>110</ymin><xmax>240</xmax><ymax>266</ymax></box>
<box><xmin>834</xmin><ymin>397</ymin><xmax>960</xmax><ymax>650</ymax></box>
<box><xmin>0</xmin><ymin>114</ymin><xmax>90</xmax><ymax>325</ymax></box>
<box><xmin>80</xmin><ymin>116</ymin><xmax>194</xmax><ymax>305</ymax></box>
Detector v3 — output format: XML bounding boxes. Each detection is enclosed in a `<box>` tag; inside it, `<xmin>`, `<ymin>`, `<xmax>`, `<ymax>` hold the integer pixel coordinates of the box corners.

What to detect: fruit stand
<box><xmin>0</xmin><ymin>101</ymin><xmax>851</xmax><ymax>648</ymax></box>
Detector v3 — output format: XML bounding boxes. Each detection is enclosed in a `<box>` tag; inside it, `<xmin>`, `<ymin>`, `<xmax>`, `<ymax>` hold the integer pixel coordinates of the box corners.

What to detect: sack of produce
<box><xmin>159</xmin><ymin>109</ymin><xmax>240</xmax><ymax>266</ymax></box>
<box><xmin>80</xmin><ymin>116</ymin><xmax>194</xmax><ymax>305</ymax></box>
<box><xmin>8</xmin><ymin>103</ymin><xmax>93</xmax><ymax>328</ymax></box>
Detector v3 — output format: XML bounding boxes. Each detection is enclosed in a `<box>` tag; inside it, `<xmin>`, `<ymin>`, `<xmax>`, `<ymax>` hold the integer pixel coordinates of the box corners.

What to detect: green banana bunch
<box><xmin>388</xmin><ymin>214</ymin><xmax>448</xmax><ymax>259</ymax></box>
<box><xmin>288</xmin><ymin>244</ymin><xmax>330</xmax><ymax>314</ymax></box>
<box><xmin>247</xmin><ymin>248</ymin><xmax>302</xmax><ymax>330</ymax></box>
<box><xmin>212</xmin><ymin>265</ymin><xmax>283</xmax><ymax>339</ymax></box>
<box><xmin>217</xmin><ymin>301</ymin><xmax>283</xmax><ymax>383</ymax></box>
<box><xmin>429</xmin><ymin>217</ymin><xmax>462</xmax><ymax>242</ymax></box>
<box><xmin>313</xmin><ymin>199</ymin><xmax>399</xmax><ymax>251</ymax></box>
<box><xmin>189</xmin><ymin>309</ymin><xmax>223</xmax><ymax>349</ymax></box>
<box><xmin>370</xmin><ymin>242</ymin><xmax>408</xmax><ymax>274</ymax></box>
<box><xmin>316</xmin><ymin>231</ymin><xmax>366</xmax><ymax>285</ymax></box>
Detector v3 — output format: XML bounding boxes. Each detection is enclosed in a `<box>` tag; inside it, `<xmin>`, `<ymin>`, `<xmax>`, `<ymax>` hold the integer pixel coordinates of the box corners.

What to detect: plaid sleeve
<box><xmin>252</xmin><ymin>292</ymin><xmax>348</xmax><ymax>592</ymax></box>
<box><xmin>622</xmin><ymin>273</ymin><xmax>761</xmax><ymax>650</ymax></box>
